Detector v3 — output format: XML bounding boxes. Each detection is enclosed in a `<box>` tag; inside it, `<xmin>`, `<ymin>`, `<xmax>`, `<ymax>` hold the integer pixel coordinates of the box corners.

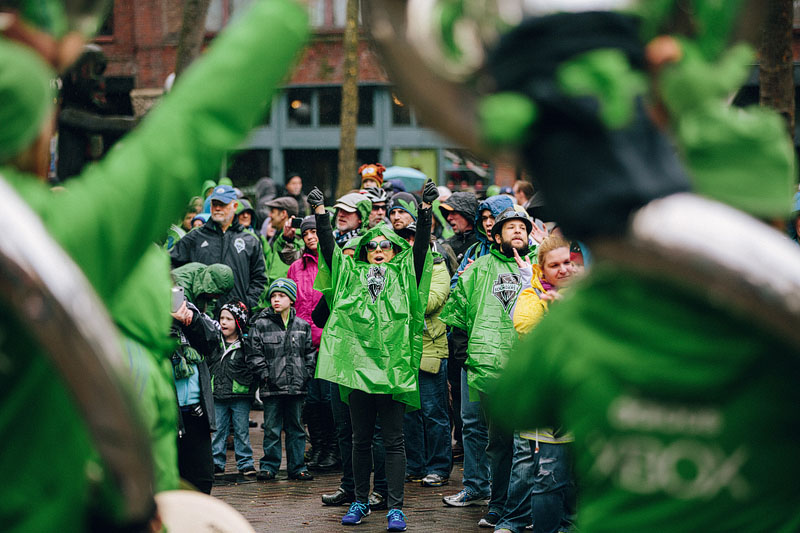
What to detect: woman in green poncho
<box><xmin>308</xmin><ymin>181</ymin><xmax>438</xmax><ymax>531</ymax></box>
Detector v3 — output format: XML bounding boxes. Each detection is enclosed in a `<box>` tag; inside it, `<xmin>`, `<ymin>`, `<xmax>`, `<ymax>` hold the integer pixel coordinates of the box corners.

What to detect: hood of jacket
<box><xmin>440</xmin><ymin>191</ymin><xmax>478</xmax><ymax>222</ymax></box>
<box><xmin>355</xmin><ymin>223</ymin><xmax>411</xmax><ymax>263</ymax></box>
<box><xmin>201</xmin><ymin>179</ymin><xmax>217</xmax><ymax>197</ymax></box>
<box><xmin>172</xmin><ymin>262</ymin><xmax>234</xmax><ymax>303</ymax></box>
<box><xmin>476</xmin><ymin>195</ymin><xmax>514</xmax><ymax>243</ymax></box>
<box><xmin>356</xmin><ymin>196</ymin><xmax>373</xmax><ymax>232</ymax></box>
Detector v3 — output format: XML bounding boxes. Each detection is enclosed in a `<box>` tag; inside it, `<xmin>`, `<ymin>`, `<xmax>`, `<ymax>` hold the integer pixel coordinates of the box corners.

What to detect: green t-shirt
<box><xmin>493</xmin><ymin>264</ymin><xmax>800</xmax><ymax>532</ymax></box>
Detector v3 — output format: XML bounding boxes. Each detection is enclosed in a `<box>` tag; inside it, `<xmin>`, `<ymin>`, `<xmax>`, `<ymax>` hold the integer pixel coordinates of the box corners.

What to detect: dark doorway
<box><xmin>284</xmin><ymin>149</ymin><xmax>380</xmax><ymax>198</ymax></box>
<box><xmin>227</xmin><ymin>149</ymin><xmax>271</xmax><ymax>187</ymax></box>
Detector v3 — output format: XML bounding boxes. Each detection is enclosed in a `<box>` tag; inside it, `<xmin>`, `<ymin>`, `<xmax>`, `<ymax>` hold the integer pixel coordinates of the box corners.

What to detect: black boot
<box><xmin>316</xmin><ymin>403</ymin><xmax>341</xmax><ymax>470</ymax></box>
<box><xmin>304</xmin><ymin>404</ymin><xmax>324</xmax><ymax>468</ymax></box>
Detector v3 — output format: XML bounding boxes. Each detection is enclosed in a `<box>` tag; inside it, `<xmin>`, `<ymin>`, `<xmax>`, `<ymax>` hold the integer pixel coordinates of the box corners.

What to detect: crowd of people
<box><xmin>161</xmin><ymin>161</ymin><xmax>587</xmax><ymax>532</ymax></box>
<box><xmin>4</xmin><ymin>0</ymin><xmax>800</xmax><ymax>532</ymax></box>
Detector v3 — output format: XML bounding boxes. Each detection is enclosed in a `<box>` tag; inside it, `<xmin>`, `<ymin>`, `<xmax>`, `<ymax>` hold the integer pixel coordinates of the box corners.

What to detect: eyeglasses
<box><xmin>365</xmin><ymin>239</ymin><xmax>393</xmax><ymax>252</ymax></box>
<box><xmin>372</xmin><ymin>204</ymin><xmax>387</xmax><ymax>212</ymax></box>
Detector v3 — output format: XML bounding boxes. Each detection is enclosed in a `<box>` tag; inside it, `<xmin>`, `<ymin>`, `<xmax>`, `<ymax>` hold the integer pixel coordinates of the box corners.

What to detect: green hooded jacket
<box><xmin>0</xmin><ymin>1</ymin><xmax>308</xmax><ymax>531</ymax></box>
<box><xmin>171</xmin><ymin>261</ymin><xmax>235</xmax><ymax>312</ymax></box>
<box><xmin>109</xmin><ymin>245</ymin><xmax>180</xmax><ymax>493</ymax></box>
<box><xmin>440</xmin><ymin>246</ymin><xmax>533</xmax><ymax>397</ymax></box>
<box><xmin>315</xmin><ymin>225</ymin><xmax>433</xmax><ymax>409</ymax></box>
<box><xmin>421</xmin><ymin>254</ymin><xmax>450</xmax><ymax>364</ymax></box>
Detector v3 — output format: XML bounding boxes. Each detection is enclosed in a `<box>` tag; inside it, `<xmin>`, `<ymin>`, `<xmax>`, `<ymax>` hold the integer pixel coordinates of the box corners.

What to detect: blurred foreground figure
<box><xmin>0</xmin><ymin>0</ymin><xmax>308</xmax><ymax>530</ymax></box>
<box><xmin>366</xmin><ymin>1</ymin><xmax>800</xmax><ymax>531</ymax></box>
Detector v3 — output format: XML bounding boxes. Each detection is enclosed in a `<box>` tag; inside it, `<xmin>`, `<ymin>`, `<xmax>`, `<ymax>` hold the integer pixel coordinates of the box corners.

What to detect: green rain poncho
<box><xmin>440</xmin><ymin>246</ymin><xmax>533</xmax><ymax>397</ymax></box>
<box><xmin>315</xmin><ymin>225</ymin><xmax>432</xmax><ymax>409</ymax></box>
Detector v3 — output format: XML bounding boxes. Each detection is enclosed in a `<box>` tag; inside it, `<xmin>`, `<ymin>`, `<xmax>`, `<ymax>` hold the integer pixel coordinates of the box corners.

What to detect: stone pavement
<box><xmin>214</xmin><ymin>410</ymin><xmax>487</xmax><ymax>532</ymax></box>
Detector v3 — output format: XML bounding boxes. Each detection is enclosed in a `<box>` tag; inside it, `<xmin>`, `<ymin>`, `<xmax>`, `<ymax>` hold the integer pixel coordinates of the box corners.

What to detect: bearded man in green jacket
<box><xmin>440</xmin><ymin>206</ymin><xmax>536</xmax><ymax>528</ymax></box>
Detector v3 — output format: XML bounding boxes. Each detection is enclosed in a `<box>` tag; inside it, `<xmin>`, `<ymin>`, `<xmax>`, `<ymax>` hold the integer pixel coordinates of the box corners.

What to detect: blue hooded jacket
<box><xmin>450</xmin><ymin>195</ymin><xmax>514</xmax><ymax>288</ymax></box>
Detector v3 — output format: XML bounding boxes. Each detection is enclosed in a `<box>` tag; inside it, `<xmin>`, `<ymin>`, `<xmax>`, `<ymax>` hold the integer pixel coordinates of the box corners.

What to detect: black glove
<box><xmin>307</xmin><ymin>187</ymin><xmax>324</xmax><ymax>210</ymax></box>
<box><xmin>422</xmin><ymin>179</ymin><xmax>439</xmax><ymax>205</ymax></box>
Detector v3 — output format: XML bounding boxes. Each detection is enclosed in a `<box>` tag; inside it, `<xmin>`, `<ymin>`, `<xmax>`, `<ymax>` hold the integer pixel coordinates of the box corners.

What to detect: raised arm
<box><xmin>413</xmin><ymin>180</ymin><xmax>439</xmax><ymax>286</ymax></box>
<box><xmin>308</xmin><ymin>187</ymin><xmax>335</xmax><ymax>269</ymax></box>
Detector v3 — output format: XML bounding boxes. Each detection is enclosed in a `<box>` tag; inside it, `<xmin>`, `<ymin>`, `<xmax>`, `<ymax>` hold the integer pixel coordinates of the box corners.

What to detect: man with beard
<box><xmin>440</xmin><ymin>207</ymin><xmax>535</xmax><ymax>529</ymax></box>
<box><xmin>389</xmin><ymin>192</ymin><xmax>418</xmax><ymax>233</ymax></box>
<box><xmin>171</xmin><ymin>185</ymin><xmax>267</xmax><ymax>311</ymax></box>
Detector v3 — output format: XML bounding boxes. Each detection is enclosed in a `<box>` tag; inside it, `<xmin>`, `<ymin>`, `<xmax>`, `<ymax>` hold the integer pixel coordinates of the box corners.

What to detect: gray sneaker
<box><xmin>442</xmin><ymin>488</ymin><xmax>490</xmax><ymax>507</ymax></box>
<box><xmin>478</xmin><ymin>511</ymin><xmax>501</xmax><ymax>528</ymax></box>
<box><xmin>421</xmin><ymin>473</ymin><xmax>449</xmax><ymax>487</ymax></box>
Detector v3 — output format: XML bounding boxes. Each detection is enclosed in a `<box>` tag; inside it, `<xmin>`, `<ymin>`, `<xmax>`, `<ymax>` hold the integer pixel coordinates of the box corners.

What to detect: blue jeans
<box><xmin>212</xmin><ymin>398</ymin><xmax>254</xmax><ymax>472</ymax></box>
<box><xmin>496</xmin><ymin>436</ymin><xmax>572</xmax><ymax>533</ymax></box>
<box><xmin>404</xmin><ymin>359</ymin><xmax>452</xmax><ymax>477</ymax></box>
<box><xmin>260</xmin><ymin>395</ymin><xmax>307</xmax><ymax>476</ymax></box>
<box><xmin>461</xmin><ymin>368</ymin><xmax>490</xmax><ymax>496</ymax></box>
<box><xmin>330</xmin><ymin>383</ymin><xmax>387</xmax><ymax>495</ymax></box>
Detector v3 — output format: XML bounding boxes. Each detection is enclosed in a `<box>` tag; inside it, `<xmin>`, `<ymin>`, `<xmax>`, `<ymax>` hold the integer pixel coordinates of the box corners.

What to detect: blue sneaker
<box><xmin>386</xmin><ymin>509</ymin><xmax>407</xmax><ymax>531</ymax></box>
<box><xmin>342</xmin><ymin>502</ymin><xmax>370</xmax><ymax>525</ymax></box>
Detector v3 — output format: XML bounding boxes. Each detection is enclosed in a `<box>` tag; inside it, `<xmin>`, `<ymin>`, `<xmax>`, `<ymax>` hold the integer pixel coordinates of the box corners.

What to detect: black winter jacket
<box><xmin>245</xmin><ymin>308</ymin><xmax>315</xmax><ymax>396</ymax></box>
<box><xmin>172</xmin><ymin>302</ymin><xmax>221</xmax><ymax>432</ymax></box>
<box><xmin>443</xmin><ymin>229</ymin><xmax>478</xmax><ymax>264</ymax></box>
<box><xmin>170</xmin><ymin>218</ymin><xmax>267</xmax><ymax>311</ymax></box>
<box><xmin>210</xmin><ymin>338</ymin><xmax>255</xmax><ymax>401</ymax></box>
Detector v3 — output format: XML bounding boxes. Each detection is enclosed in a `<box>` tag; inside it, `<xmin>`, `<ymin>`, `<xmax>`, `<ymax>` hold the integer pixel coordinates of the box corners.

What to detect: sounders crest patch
<box><xmin>234</xmin><ymin>237</ymin><xmax>246</xmax><ymax>254</ymax></box>
<box><xmin>493</xmin><ymin>272</ymin><xmax>521</xmax><ymax>311</ymax></box>
<box><xmin>366</xmin><ymin>266</ymin><xmax>387</xmax><ymax>303</ymax></box>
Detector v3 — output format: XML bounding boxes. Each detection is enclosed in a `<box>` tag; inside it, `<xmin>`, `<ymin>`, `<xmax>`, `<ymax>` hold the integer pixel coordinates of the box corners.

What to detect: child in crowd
<box><xmin>246</xmin><ymin>278</ymin><xmax>316</xmax><ymax>481</ymax></box>
<box><xmin>210</xmin><ymin>302</ymin><xmax>257</xmax><ymax>477</ymax></box>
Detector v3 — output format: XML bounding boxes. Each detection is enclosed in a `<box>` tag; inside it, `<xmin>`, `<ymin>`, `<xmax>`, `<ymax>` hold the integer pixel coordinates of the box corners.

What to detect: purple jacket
<box><xmin>287</xmin><ymin>251</ymin><xmax>323</xmax><ymax>348</ymax></box>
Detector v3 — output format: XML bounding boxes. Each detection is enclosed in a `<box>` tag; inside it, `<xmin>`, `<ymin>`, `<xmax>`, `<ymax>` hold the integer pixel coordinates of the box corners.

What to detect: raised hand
<box><xmin>307</xmin><ymin>187</ymin><xmax>324</xmax><ymax>211</ymax></box>
<box><xmin>529</xmin><ymin>221</ymin><xmax>548</xmax><ymax>244</ymax></box>
<box><xmin>422</xmin><ymin>179</ymin><xmax>439</xmax><ymax>205</ymax></box>
<box><xmin>513</xmin><ymin>248</ymin><xmax>534</xmax><ymax>289</ymax></box>
<box><xmin>283</xmin><ymin>216</ymin><xmax>295</xmax><ymax>239</ymax></box>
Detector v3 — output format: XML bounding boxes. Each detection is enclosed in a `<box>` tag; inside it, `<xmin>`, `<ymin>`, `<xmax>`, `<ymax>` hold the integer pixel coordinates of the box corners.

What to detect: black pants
<box><xmin>178</xmin><ymin>409</ymin><xmax>214</xmax><ymax>494</ymax></box>
<box><xmin>349</xmin><ymin>390</ymin><xmax>406</xmax><ymax>509</ymax></box>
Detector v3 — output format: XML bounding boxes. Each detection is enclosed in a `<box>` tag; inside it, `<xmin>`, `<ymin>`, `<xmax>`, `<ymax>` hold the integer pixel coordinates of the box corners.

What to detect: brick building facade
<box><xmin>91</xmin><ymin>0</ymin><xmax>508</xmax><ymax>193</ymax></box>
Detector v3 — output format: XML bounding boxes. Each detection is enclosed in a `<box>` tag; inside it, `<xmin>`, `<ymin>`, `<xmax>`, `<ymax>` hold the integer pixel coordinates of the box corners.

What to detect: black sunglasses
<box><xmin>365</xmin><ymin>239</ymin><xmax>393</xmax><ymax>251</ymax></box>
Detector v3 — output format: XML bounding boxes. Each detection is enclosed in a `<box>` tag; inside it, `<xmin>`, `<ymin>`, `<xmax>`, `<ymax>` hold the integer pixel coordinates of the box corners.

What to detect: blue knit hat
<box><xmin>267</xmin><ymin>278</ymin><xmax>297</xmax><ymax>302</ymax></box>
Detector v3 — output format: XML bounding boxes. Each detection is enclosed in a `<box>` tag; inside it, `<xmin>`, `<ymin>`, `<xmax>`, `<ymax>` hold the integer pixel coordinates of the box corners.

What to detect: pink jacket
<box><xmin>287</xmin><ymin>251</ymin><xmax>323</xmax><ymax>348</ymax></box>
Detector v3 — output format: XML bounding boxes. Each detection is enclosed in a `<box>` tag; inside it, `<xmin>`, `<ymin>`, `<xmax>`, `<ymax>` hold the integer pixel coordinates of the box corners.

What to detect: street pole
<box><xmin>337</xmin><ymin>0</ymin><xmax>360</xmax><ymax>199</ymax></box>
<box><xmin>759</xmin><ymin>0</ymin><xmax>795</xmax><ymax>139</ymax></box>
<box><xmin>176</xmin><ymin>0</ymin><xmax>212</xmax><ymax>77</ymax></box>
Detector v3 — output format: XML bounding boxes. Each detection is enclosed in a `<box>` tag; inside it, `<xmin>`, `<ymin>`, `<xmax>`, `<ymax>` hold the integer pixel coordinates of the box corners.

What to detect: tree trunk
<box><xmin>175</xmin><ymin>0</ymin><xmax>212</xmax><ymax>77</ymax></box>
<box><xmin>336</xmin><ymin>0</ymin><xmax>360</xmax><ymax>199</ymax></box>
<box><xmin>759</xmin><ymin>0</ymin><xmax>795</xmax><ymax>139</ymax></box>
